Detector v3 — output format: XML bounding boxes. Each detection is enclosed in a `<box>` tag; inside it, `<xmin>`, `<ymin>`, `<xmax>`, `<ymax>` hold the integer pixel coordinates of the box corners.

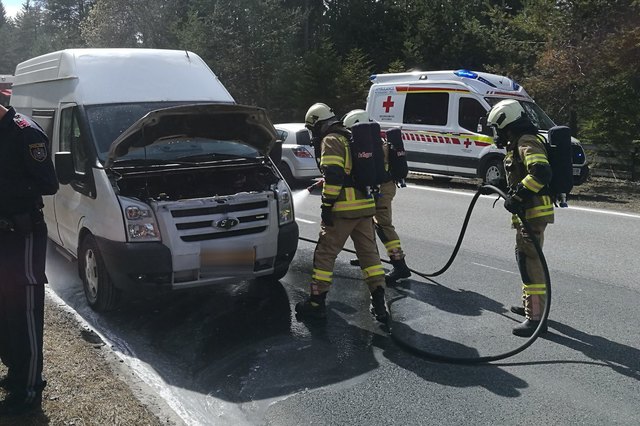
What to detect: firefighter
<box><xmin>342</xmin><ymin>109</ymin><xmax>411</xmax><ymax>285</ymax></box>
<box><xmin>295</xmin><ymin>103</ymin><xmax>388</xmax><ymax>323</ymax></box>
<box><xmin>0</xmin><ymin>105</ymin><xmax>58</xmax><ymax>414</ymax></box>
<box><xmin>486</xmin><ymin>99</ymin><xmax>553</xmax><ymax>337</ymax></box>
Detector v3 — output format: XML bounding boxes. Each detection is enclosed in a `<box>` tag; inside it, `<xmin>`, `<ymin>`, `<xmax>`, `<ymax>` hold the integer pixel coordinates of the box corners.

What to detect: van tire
<box><xmin>481</xmin><ymin>158</ymin><xmax>506</xmax><ymax>185</ymax></box>
<box><xmin>79</xmin><ymin>235</ymin><xmax>120</xmax><ymax>312</ymax></box>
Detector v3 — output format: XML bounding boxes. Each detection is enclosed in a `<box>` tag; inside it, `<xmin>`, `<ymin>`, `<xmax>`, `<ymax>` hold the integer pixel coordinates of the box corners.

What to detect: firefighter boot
<box><xmin>295</xmin><ymin>293</ymin><xmax>327</xmax><ymax>321</ymax></box>
<box><xmin>370</xmin><ymin>286</ymin><xmax>389</xmax><ymax>323</ymax></box>
<box><xmin>385</xmin><ymin>258</ymin><xmax>411</xmax><ymax>286</ymax></box>
<box><xmin>510</xmin><ymin>305</ymin><xmax>525</xmax><ymax>316</ymax></box>
<box><xmin>512</xmin><ymin>319</ymin><xmax>547</xmax><ymax>337</ymax></box>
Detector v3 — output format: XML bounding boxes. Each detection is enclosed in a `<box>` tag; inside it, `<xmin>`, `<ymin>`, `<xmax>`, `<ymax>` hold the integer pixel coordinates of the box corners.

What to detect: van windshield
<box><xmin>86</xmin><ymin>102</ymin><xmax>204</xmax><ymax>161</ymax></box>
<box><xmin>485</xmin><ymin>98</ymin><xmax>556</xmax><ymax>131</ymax></box>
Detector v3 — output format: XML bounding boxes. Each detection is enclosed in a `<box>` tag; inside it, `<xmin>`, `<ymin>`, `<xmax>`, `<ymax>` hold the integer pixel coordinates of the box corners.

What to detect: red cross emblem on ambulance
<box><xmin>382</xmin><ymin>96</ymin><xmax>394</xmax><ymax>113</ymax></box>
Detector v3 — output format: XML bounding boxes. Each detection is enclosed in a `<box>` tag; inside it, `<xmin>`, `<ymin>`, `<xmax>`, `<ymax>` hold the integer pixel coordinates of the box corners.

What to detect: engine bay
<box><xmin>112</xmin><ymin>163</ymin><xmax>280</xmax><ymax>201</ymax></box>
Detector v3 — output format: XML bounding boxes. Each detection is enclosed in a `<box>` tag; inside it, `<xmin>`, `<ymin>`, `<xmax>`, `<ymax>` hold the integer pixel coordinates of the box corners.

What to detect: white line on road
<box><xmin>406</xmin><ymin>184</ymin><xmax>640</xmax><ymax>218</ymax></box>
<box><xmin>472</xmin><ymin>262</ymin><xmax>518</xmax><ymax>275</ymax></box>
<box><xmin>296</xmin><ymin>218</ymin><xmax>315</xmax><ymax>224</ymax></box>
<box><xmin>567</xmin><ymin>205</ymin><xmax>640</xmax><ymax>219</ymax></box>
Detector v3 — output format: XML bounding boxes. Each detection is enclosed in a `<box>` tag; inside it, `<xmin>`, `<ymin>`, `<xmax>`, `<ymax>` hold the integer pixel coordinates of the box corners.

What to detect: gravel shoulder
<box><xmin>0</xmin><ymin>294</ymin><xmax>184</xmax><ymax>426</ymax></box>
<box><xmin>1</xmin><ymin>175</ymin><xmax>637</xmax><ymax>426</ymax></box>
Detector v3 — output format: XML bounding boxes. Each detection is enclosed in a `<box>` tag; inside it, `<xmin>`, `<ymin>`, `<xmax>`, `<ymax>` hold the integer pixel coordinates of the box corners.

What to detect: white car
<box><xmin>274</xmin><ymin>123</ymin><xmax>321</xmax><ymax>185</ymax></box>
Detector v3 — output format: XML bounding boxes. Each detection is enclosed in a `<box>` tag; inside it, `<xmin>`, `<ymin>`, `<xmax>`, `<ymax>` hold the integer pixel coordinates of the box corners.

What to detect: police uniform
<box><xmin>0</xmin><ymin>106</ymin><xmax>58</xmax><ymax>414</ymax></box>
<box><xmin>296</xmin><ymin>127</ymin><xmax>387</xmax><ymax>321</ymax></box>
<box><xmin>504</xmin><ymin>133</ymin><xmax>554</xmax><ymax>323</ymax></box>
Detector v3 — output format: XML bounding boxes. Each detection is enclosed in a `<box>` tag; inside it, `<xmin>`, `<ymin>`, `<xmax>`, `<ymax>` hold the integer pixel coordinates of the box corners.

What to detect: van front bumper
<box><xmin>94</xmin><ymin>221</ymin><xmax>299</xmax><ymax>291</ymax></box>
<box><xmin>94</xmin><ymin>237</ymin><xmax>173</xmax><ymax>291</ymax></box>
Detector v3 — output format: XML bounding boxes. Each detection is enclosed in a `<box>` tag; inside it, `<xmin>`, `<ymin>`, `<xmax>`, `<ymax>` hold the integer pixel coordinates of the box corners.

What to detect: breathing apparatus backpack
<box><xmin>350</xmin><ymin>122</ymin><xmax>386</xmax><ymax>197</ymax></box>
<box><xmin>536</xmin><ymin>125</ymin><xmax>574</xmax><ymax>207</ymax></box>
<box><xmin>385</xmin><ymin>127</ymin><xmax>409</xmax><ymax>187</ymax></box>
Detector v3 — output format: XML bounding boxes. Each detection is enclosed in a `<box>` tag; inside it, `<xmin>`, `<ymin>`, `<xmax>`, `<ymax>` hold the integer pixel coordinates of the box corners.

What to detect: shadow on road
<box><xmin>545</xmin><ymin>321</ymin><xmax>640</xmax><ymax>380</ymax></box>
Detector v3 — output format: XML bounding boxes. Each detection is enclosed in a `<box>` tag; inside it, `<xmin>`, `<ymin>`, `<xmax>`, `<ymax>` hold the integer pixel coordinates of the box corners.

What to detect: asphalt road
<box><xmin>45</xmin><ymin>181</ymin><xmax>640</xmax><ymax>425</ymax></box>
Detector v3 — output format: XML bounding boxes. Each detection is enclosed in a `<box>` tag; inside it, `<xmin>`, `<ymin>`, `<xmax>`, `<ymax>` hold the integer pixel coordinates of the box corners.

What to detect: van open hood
<box><xmin>105</xmin><ymin>103</ymin><xmax>277</xmax><ymax>168</ymax></box>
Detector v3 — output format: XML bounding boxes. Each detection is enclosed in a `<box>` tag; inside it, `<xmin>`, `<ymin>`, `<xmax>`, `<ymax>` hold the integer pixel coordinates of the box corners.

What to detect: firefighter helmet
<box><xmin>304</xmin><ymin>103</ymin><xmax>335</xmax><ymax>130</ymax></box>
<box><xmin>342</xmin><ymin>109</ymin><xmax>369</xmax><ymax>129</ymax></box>
<box><xmin>487</xmin><ymin>99</ymin><xmax>526</xmax><ymax>130</ymax></box>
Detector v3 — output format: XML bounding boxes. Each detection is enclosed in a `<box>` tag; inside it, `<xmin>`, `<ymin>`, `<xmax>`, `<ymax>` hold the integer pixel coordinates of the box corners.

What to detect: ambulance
<box><xmin>11</xmin><ymin>49</ymin><xmax>298</xmax><ymax>311</ymax></box>
<box><xmin>366</xmin><ymin>69</ymin><xmax>589</xmax><ymax>184</ymax></box>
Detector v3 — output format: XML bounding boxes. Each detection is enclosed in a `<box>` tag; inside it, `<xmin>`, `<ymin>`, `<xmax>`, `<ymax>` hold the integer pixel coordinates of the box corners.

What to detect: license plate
<box><xmin>200</xmin><ymin>248</ymin><xmax>255</xmax><ymax>267</ymax></box>
<box><xmin>573</xmin><ymin>167</ymin><xmax>581</xmax><ymax>176</ymax></box>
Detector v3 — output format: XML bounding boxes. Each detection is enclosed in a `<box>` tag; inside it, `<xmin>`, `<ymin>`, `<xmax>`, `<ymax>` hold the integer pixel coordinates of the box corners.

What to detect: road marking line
<box><xmin>296</xmin><ymin>218</ymin><xmax>315</xmax><ymax>224</ymax></box>
<box><xmin>406</xmin><ymin>184</ymin><xmax>640</xmax><ymax>218</ymax></box>
<box><xmin>472</xmin><ymin>262</ymin><xmax>518</xmax><ymax>275</ymax></box>
<box><xmin>568</xmin><ymin>205</ymin><xmax>640</xmax><ymax>219</ymax></box>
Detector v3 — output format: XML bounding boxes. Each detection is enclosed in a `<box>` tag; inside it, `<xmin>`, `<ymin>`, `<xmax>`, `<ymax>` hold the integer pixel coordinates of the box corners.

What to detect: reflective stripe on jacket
<box><xmin>320</xmin><ymin>132</ymin><xmax>375</xmax><ymax>218</ymax></box>
<box><xmin>505</xmin><ymin>134</ymin><xmax>554</xmax><ymax>225</ymax></box>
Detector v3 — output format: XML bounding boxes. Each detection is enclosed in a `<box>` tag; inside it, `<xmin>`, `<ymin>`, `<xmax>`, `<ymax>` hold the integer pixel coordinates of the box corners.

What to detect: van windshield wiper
<box><xmin>110</xmin><ymin>158</ymin><xmax>195</xmax><ymax>167</ymax></box>
<box><xmin>176</xmin><ymin>153</ymin><xmax>260</xmax><ymax>162</ymax></box>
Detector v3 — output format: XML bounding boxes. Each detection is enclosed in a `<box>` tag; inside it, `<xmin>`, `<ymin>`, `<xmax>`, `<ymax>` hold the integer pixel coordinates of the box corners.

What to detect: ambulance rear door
<box><xmin>395</xmin><ymin>85</ymin><xmax>455</xmax><ymax>175</ymax></box>
<box><xmin>448</xmin><ymin>94</ymin><xmax>495</xmax><ymax>177</ymax></box>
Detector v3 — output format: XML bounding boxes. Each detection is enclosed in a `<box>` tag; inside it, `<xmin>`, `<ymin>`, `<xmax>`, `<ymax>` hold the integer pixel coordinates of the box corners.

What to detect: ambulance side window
<box><xmin>459</xmin><ymin>97</ymin><xmax>491</xmax><ymax>135</ymax></box>
<box><xmin>403</xmin><ymin>93</ymin><xmax>449</xmax><ymax>126</ymax></box>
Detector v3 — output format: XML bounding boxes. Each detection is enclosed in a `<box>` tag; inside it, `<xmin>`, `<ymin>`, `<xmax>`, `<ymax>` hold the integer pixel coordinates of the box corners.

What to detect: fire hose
<box><xmin>298</xmin><ymin>184</ymin><xmax>551</xmax><ymax>364</ymax></box>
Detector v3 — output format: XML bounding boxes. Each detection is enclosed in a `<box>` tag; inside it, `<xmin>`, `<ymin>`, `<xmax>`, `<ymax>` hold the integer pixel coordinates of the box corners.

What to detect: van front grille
<box><xmin>162</xmin><ymin>197</ymin><xmax>271</xmax><ymax>242</ymax></box>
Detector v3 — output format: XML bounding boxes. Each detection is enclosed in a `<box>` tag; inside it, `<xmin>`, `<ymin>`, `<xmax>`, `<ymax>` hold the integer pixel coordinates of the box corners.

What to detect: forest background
<box><xmin>0</xmin><ymin>0</ymin><xmax>639</xmax><ymax>160</ymax></box>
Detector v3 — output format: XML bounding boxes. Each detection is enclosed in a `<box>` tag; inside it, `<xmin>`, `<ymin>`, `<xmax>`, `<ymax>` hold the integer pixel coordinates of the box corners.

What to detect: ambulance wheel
<box><xmin>79</xmin><ymin>234</ymin><xmax>120</xmax><ymax>312</ymax></box>
<box><xmin>482</xmin><ymin>158</ymin><xmax>506</xmax><ymax>186</ymax></box>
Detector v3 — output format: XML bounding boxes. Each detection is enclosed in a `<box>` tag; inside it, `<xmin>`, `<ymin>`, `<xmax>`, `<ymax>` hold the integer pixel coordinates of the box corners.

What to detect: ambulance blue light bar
<box><xmin>454</xmin><ymin>69</ymin><xmax>478</xmax><ymax>79</ymax></box>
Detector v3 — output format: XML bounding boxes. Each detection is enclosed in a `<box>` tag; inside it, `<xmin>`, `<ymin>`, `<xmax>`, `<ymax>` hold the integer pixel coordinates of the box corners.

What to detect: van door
<box><xmin>54</xmin><ymin>104</ymin><xmax>95</xmax><ymax>254</ymax></box>
<box><xmin>400</xmin><ymin>90</ymin><xmax>453</xmax><ymax>175</ymax></box>
<box><xmin>449</xmin><ymin>95</ymin><xmax>494</xmax><ymax>177</ymax></box>
<box><xmin>30</xmin><ymin>109</ymin><xmax>61</xmax><ymax>244</ymax></box>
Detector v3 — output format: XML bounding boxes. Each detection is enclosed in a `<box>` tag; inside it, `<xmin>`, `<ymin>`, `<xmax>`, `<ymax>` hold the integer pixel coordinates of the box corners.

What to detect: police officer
<box><xmin>295</xmin><ymin>103</ymin><xmax>388</xmax><ymax>323</ymax></box>
<box><xmin>486</xmin><ymin>99</ymin><xmax>553</xmax><ymax>337</ymax></box>
<box><xmin>342</xmin><ymin>109</ymin><xmax>411</xmax><ymax>285</ymax></box>
<box><xmin>0</xmin><ymin>105</ymin><xmax>58</xmax><ymax>414</ymax></box>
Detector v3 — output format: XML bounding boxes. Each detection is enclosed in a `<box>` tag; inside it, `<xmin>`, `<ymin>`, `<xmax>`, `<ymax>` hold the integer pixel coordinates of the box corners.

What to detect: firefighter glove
<box><xmin>321</xmin><ymin>204</ymin><xmax>334</xmax><ymax>226</ymax></box>
<box><xmin>504</xmin><ymin>194</ymin><xmax>524</xmax><ymax>214</ymax></box>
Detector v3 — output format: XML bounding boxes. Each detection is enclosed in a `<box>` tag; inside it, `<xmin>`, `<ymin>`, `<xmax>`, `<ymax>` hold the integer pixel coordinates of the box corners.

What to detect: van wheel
<box><xmin>79</xmin><ymin>235</ymin><xmax>120</xmax><ymax>312</ymax></box>
<box><xmin>482</xmin><ymin>158</ymin><xmax>506</xmax><ymax>185</ymax></box>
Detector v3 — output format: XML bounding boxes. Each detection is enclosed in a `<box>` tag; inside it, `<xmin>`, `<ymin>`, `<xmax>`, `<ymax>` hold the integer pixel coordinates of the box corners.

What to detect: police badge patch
<box><xmin>29</xmin><ymin>143</ymin><xmax>48</xmax><ymax>162</ymax></box>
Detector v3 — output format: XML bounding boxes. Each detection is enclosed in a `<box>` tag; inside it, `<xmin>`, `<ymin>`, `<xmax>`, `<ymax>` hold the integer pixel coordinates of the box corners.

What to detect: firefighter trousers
<box><xmin>515</xmin><ymin>222</ymin><xmax>547</xmax><ymax>321</ymax></box>
<box><xmin>311</xmin><ymin>216</ymin><xmax>386</xmax><ymax>295</ymax></box>
<box><xmin>0</xmin><ymin>220</ymin><xmax>48</xmax><ymax>402</ymax></box>
<box><xmin>374</xmin><ymin>181</ymin><xmax>404</xmax><ymax>261</ymax></box>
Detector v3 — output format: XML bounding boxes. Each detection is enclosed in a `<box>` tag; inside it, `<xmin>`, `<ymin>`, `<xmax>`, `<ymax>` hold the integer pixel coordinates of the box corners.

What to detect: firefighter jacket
<box><xmin>504</xmin><ymin>133</ymin><xmax>554</xmax><ymax>225</ymax></box>
<box><xmin>0</xmin><ymin>107</ymin><xmax>59</xmax><ymax>217</ymax></box>
<box><xmin>319</xmin><ymin>131</ymin><xmax>376</xmax><ymax>219</ymax></box>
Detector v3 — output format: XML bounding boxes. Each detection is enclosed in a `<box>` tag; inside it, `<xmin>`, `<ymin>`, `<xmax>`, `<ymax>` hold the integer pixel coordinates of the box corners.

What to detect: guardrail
<box><xmin>582</xmin><ymin>141</ymin><xmax>640</xmax><ymax>181</ymax></box>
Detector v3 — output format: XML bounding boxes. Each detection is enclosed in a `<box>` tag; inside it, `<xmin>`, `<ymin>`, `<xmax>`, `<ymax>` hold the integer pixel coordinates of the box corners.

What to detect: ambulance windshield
<box><xmin>485</xmin><ymin>98</ymin><xmax>555</xmax><ymax>131</ymax></box>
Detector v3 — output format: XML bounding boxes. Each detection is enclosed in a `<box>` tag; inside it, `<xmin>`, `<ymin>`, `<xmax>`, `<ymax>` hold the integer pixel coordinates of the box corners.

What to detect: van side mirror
<box><xmin>55</xmin><ymin>151</ymin><xmax>74</xmax><ymax>185</ymax></box>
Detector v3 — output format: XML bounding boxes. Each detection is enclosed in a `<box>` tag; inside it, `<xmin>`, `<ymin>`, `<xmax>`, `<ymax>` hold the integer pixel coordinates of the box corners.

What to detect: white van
<box><xmin>366</xmin><ymin>69</ymin><xmax>589</xmax><ymax>184</ymax></box>
<box><xmin>11</xmin><ymin>49</ymin><xmax>298</xmax><ymax>311</ymax></box>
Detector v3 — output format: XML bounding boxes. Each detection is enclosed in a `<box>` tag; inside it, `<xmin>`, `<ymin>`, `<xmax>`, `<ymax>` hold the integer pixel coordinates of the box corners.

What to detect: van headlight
<box><xmin>275</xmin><ymin>180</ymin><xmax>294</xmax><ymax>226</ymax></box>
<box><xmin>123</xmin><ymin>203</ymin><xmax>161</xmax><ymax>242</ymax></box>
